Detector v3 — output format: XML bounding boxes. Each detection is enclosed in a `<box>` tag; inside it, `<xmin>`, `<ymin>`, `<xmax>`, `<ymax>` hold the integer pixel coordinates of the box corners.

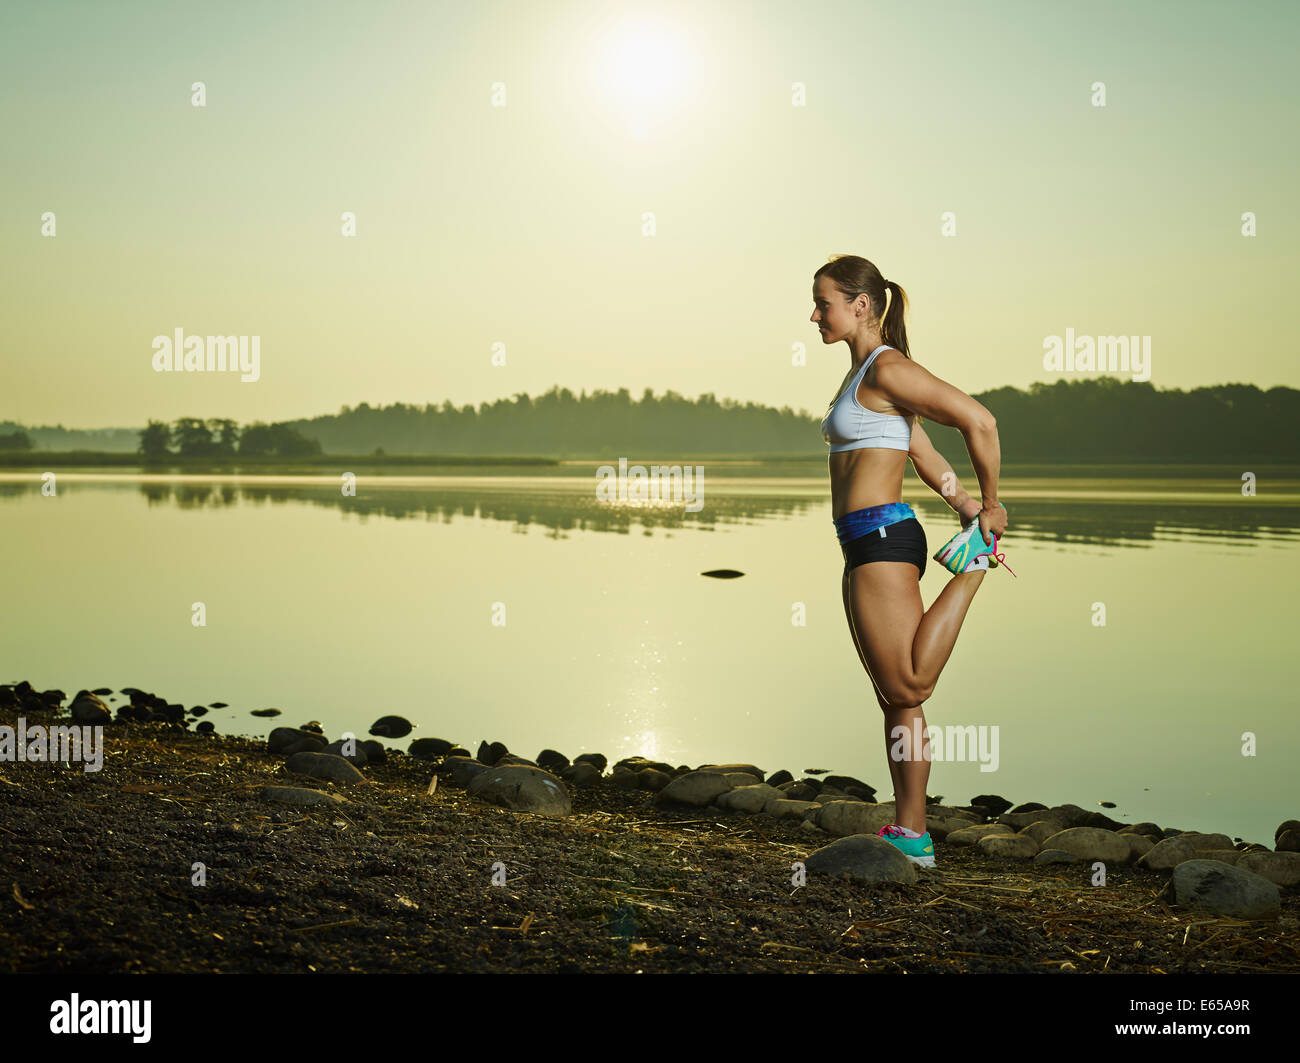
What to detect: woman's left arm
<box><xmin>878</xmin><ymin>357</ymin><xmax>1002</xmax><ymax>531</ymax></box>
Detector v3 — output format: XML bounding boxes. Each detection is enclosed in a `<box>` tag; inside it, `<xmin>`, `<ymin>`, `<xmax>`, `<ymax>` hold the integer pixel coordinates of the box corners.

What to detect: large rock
<box><xmin>561</xmin><ymin>762</ymin><xmax>601</xmax><ymax>787</ymax></box>
<box><xmin>1034</xmin><ymin>848</ymin><xmax>1084</xmax><ymax>866</ymax></box>
<box><xmin>637</xmin><ymin>769</ymin><xmax>672</xmax><ymax>792</ymax></box>
<box><xmin>285</xmin><ymin>751</ymin><xmax>365</xmax><ymax>785</ymax></box>
<box><xmin>998</xmin><ymin>810</ymin><xmax>1066</xmax><ymax>832</ymax></box>
<box><xmin>409</xmin><ymin>737</ymin><xmax>454</xmax><ymax>760</ymax></box>
<box><xmin>716</xmin><ymin>783</ymin><xmax>783</xmax><ymax>813</ymax></box>
<box><xmin>1040</xmin><ymin>827</ymin><xmax>1131</xmax><ymax>864</ymax></box>
<box><xmin>69</xmin><ymin>691</ymin><xmax>111</xmax><ymax>725</ymax></box>
<box><xmin>979</xmin><ymin>834</ymin><xmax>1040</xmax><ymax>859</ymax></box>
<box><xmin>1236</xmin><ymin>852</ymin><xmax>1300</xmax><ymax>887</ymax></box>
<box><xmin>656</xmin><ymin>771</ymin><xmax>734</xmax><ymax>807</ymax></box>
<box><xmin>697</xmin><ymin>763</ymin><xmax>764</xmax><ymax>782</ymax></box>
<box><xmin>268</xmin><ymin>727</ymin><xmax>327</xmax><ymax>755</ymax></box>
<box><xmin>1168</xmin><ymin>860</ymin><xmax>1281</xmax><ymax>920</ymax></box>
<box><xmin>1124</xmin><ymin>834</ymin><xmax>1155</xmax><ymax>861</ymax></box>
<box><xmin>815</xmin><ymin>801</ymin><xmax>897</xmax><ymax>838</ymax></box>
<box><xmin>262</xmin><ymin>785</ymin><xmax>347</xmax><ymax>807</ymax></box>
<box><xmin>1021</xmin><ymin>820</ymin><xmax>1068</xmax><ymax>846</ymax></box>
<box><xmin>468</xmin><ymin>765</ymin><xmax>571</xmax><ymax>816</ymax></box>
<box><xmin>1275</xmin><ymin>820</ymin><xmax>1300</xmax><ymax>844</ymax></box>
<box><xmin>767</xmin><ymin>798</ymin><xmax>818</xmax><ymax>821</ymax></box>
<box><xmin>439</xmin><ymin>756</ymin><xmax>491</xmax><ymax>787</ymax></box>
<box><xmin>947</xmin><ymin>823</ymin><xmax>1015</xmax><ymax>847</ymax></box>
<box><xmin>803</xmin><ymin>835</ymin><xmax>918</xmax><ymax>884</ymax></box>
<box><xmin>1139</xmin><ymin>836</ymin><xmax>1200</xmax><ymax>870</ymax></box>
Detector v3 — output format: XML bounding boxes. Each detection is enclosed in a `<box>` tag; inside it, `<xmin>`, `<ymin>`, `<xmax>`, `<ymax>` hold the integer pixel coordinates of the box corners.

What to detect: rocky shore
<box><xmin>1</xmin><ymin>680</ymin><xmax>1297</xmax><ymax>974</ymax></box>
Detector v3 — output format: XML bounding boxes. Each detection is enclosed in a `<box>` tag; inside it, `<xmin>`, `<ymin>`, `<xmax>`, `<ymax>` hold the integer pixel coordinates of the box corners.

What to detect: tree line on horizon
<box><xmin>2</xmin><ymin>378</ymin><xmax>1297</xmax><ymax>462</ymax></box>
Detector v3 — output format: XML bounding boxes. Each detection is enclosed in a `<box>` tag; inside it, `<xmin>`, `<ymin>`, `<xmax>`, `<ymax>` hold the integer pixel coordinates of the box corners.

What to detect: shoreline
<box><xmin>1</xmin><ymin>682</ymin><xmax>1297</xmax><ymax>974</ymax></box>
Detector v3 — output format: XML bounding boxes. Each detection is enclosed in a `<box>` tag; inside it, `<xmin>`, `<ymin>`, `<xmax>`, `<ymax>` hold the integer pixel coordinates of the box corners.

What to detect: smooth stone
<box><xmin>1197</xmin><ymin>849</ymin><xmax>1243</xmax><ymax>866</ymax></box>
<box><xmin>1168</xmin><ymin>860</ymin><xmax>1281</xmax><ymax>920</ymax></box>
<box><xmin>91</xmin><ymin>687</ymin><xmax>112</xmax><ymax>696</ymax></box>
<box><xmin>561</xmin><ymin>762</ymin><xmax>601</xmax><ymax>787</ymax></box>
<box><xmin>251</xmin><ymin>708</ymin><xmax>282</xmax><ymax>717</ymax></box>
<box><xmin>298</xmin><ymin>722</ymin><xmax>325</xmax><ymax>735</ymax></box>
<box><xmin>268</xmin><ymin>727</ymin><xmax>327</xmax><ymax>755</ymax></box>
<box><xmin>574</xmin><ymin>753</ymin><xmax>608</xmax><ymax>773</ymax></box>
<box><xmin>1275</xmin><ymin>820</ymin><xmax>1300</xmax><ymax>844</ymax></box>
<box><xmin>780</xmin><ymin>782</ymin><xmax>819</xmax><ymax>802</ymax></box>
<box><xmin>697</xmin><ymin>763</ymin><xmax>764</xmax><ymax>783</ymax></box>
<box><xmin>1008</xmin><ymin>801</ymin><xmax>1049</xmax><ymax>814</ymax></box>
<box><xmin>1236</xmin><ymin>851</ymin><xmax>1300</xmax><ymax>887</ymax></box>
<box><xmin>408</xmin><ymin>737</ymin><xmax>453</xmax><ymax>760</ymax></box>
<box><xmin>369</xmin><ymin>715</ymin><xmax>412</xmax><ymax>739</ymax></box>
<box><xmin>189</xmin><ymin>706</ymin><xmax>209</xmax><ymax>717</ymax></box>
<box><xmin>610</xmin><ymin>767</ymin><xmax>639</xmax><ymax>789</ymax></box>
<box><xmin>767</xmin><ymin>798</ymin><xmax>818</xmax><ymax>820</ymax></box>
<box><xmin>438</xmin><ymin>756</ymin><xmax>491</xmax><ymax>787</ymax></box>
<box><xmin>655</xmin><ymin>771</ymin><xmax>734</xmax><ymax>807</ymax></box>
<box><xmin>804</xmin><ymin>835</ymin><xmax>918</xmax><ymax>884</ymax></box>
<box><xmin>360</xmin><ymin>740</ymin><xmax>386</xmax><ymax>763</ymax></box>
<box><xmin>637</xmin><ymin>768</ymin><xmax>671</xmax><ymax>792</ymax></box>
<box><xmin>1125</xmin><ymin>834</ymin><xmax>1155</xmax><ymax>860</ymax></box>
<box><xmin>616</xmin><ymin>755</ymin><xmax>675</xmax><ymax>775</ymax></box>
<box><xmin>815</xmin><ymin>801</ymin><xmax>896</xmax><ymax>838</ymax></box>
<box><xmin>1045</xmin><ymin>804</ymin><xmax>1093</xmax><ymax>828</ymax></box>
<box><xmin>285</xmin><ymin>751</ymin><xmax>365</xmax><ymax>785</ymax></box>
<box><xmin>468</xmin><ymin>765</ymin><xmax>571</xmax><ymax>817</ymax></box>
<box><xmin>1021</xmin><ymin>820</ymin><xmax>1067</xmax><ymax>846</ymax></box>
<box><xmin>1118</xmin><ymin>822</ymin><xmax>1163</xmax><ymax>837</ymax></box>
<box><xmin>1178</xmin><ymin>831</ymin><xmax>1234</xmax><ymax>851</ymax></box>
<box><xmin>766</xmin><ymin>770</ymin><xmax>794</xmax><ymax>787</ymax></box>
<box><xmin>69</xmin><ymin>691</ymin><xmax>111</xmax><ymax>725</ymax></box>
<box><xmin>823</xmin><ymin>775</ymin><xmax>877</xmax><ymax>800</ymax></box>
<box><xmin>979</xmin><ymin>834</ymin><xmax>1040</xmax><ymax>859</ymax></box>
<box><xmin>1139</xmin><ymin>836</ymin><xmax>1200</xmax><ymax>870</ymax></box>
<box><xmin>815</xmin><ymin>792</ymin><xmax>864</xmax><ymax>804</ymax></box>
<box><xmin>195</xmin><ymin>721</ymin><xmax>215</xmax><ymax>734</ymax></box>
<box><xmin>496</xmin><ymin>754</ymin><xmax>539</xmax><ymax>768</ymax></box>
<box><xmin>947</xmin><ymin>823</ymin><xmax>1016</xmax><ymax>846</ymax></box>
<box><xmin>1276</xmin><ymin>830</ymin><xmax>1300</xmax><ymax>853</ymax></box>
<box><xmin>715</xmin><ymin>783</ymin><xmax>783</xmax><ymax>813</ymax></box>
<box><xmin>1040</xmin><ymin>827</ymin><xmax>1131</xmax><ymax>864</ymax></box>
<box><xmin>262</xmin><ymin>785</ymin><xmax>347</xmax><ymax>807</ymax></box>
<box><xmin>999</xmin><ymin>810</ymin><xmax>1065</xmax><ymax>831</ymax></box>
<box><xmin>536</xmin><ymin>749</ymin><xmax>570</xmax><ymax>774</ymax></box>
<box><xmin>970</xmin><ymin>794</ymin><xmax>1014</xmax><ymax>816</ymax></box>
<box><xmin>475</xmin><ymin>740</ymin><xmax>509</xmax><ymax>765</ymax></box>
<box><xmin>324</xmin><ymin>739</ymin><xmax>368</xmax><ymax>765</ymax></box>
<box><xmin>1034</xmin><ymin>848</ymin><xmax>1084</xmax><ymax>865</ymax></box>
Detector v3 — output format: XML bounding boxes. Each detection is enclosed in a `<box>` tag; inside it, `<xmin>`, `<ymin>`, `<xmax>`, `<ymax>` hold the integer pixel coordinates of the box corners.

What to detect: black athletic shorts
<box><xmin>841</xmin><ymin>517</ymin><xmax>927</xmax><ymax>579</ymax></box>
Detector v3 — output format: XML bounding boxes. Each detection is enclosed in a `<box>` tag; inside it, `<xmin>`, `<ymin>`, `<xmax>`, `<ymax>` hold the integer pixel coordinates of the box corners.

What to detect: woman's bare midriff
<box><xmin>828</xmin><ymin>447</ymin><xmax>909</xmax><ymax>520</ymax></box>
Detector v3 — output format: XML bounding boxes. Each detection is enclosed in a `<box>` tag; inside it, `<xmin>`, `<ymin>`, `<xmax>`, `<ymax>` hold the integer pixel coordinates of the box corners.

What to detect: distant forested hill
<box><xmin>5</xmin><ymin>378</ymin><xmax>1297</xmax><ymax>462</ymax></box>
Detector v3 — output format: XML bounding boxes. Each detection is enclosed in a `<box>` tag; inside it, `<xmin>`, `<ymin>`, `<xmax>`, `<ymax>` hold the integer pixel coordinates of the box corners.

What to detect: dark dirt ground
<box><xmin>2</xmin><ymin>706</ymin><xmax>1297</xmax><ymax>975</ymax></box>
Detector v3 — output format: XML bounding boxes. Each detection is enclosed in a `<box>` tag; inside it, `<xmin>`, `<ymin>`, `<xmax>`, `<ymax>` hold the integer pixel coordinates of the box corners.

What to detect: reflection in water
<box><xmin>1</xmin><ymin>477</ymin><xmax>1294</xmax><ymax>547</ymax></box>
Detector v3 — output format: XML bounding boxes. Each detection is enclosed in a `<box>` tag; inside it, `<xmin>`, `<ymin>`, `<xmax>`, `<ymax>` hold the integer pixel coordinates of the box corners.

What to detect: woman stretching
<box><xmin>812</xmin><ymin>254</ymin><xmax>1013</xmax><ymax>869</ymax></box>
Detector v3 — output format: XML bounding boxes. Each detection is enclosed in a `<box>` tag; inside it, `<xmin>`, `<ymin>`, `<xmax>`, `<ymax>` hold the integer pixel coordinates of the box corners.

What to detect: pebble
<box><xmin>267</xmin><ymin>727</ymin><xmax>327</xmax><ymax>755</ymax></box>
<box><xmin>1034</xmin><ymin>848</ymin><xmax>1083</xmax><ymax>865</ymax></box>
<box><xmin>970</xmin><ymin>794</ymin><xmax>1013</xmax><ymax>816</ymax></box>
<box><xmin>250</xmin><ymin>708</ymin><xmax>282</xmax><ymax>717</ymax></box>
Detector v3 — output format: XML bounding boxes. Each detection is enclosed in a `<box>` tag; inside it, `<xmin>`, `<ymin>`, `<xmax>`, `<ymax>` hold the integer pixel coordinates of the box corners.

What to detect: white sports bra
<box><xmin>820</xmin><ymin>345</ymin><xmax>915</xmax><ymax>453</ymax></box>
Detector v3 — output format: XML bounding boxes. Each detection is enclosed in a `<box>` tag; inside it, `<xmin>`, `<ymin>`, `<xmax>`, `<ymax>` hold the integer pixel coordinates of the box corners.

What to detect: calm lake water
<box><xmin>2</xmin><ymin>467</ymin><xmax>1297</xmax><ymax>846</ymax></box>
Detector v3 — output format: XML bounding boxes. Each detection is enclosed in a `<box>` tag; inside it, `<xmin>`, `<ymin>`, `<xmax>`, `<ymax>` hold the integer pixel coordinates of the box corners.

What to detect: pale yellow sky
<box><xmin>2</xmin><ymin>0</ymin><xmax>1296</xmax><ymax>429</ymax></box>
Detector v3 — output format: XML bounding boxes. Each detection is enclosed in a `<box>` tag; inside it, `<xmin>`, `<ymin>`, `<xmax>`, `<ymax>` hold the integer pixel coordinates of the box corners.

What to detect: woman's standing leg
<box><xmin>841</xmin><ymin>560</ymin><xmax>986</xmax><ymax>833</ymax></box>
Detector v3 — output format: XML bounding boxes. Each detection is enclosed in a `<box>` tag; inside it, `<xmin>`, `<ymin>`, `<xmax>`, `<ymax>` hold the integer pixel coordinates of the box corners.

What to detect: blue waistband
<box><xmin>833</xmin><ymin>502</ymin><xmax>915</xmax><ymax>546</ymax></box>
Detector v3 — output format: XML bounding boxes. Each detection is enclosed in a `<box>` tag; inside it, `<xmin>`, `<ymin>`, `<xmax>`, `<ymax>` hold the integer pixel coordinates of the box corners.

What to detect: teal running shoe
<box><xmin>932</xmin><ymin>503</ymin><xmax>1015</xmax><ymax>577</ymax></box>
<box><xmin>877</xmin><ymin>824</ymin><xmax>936</xmax><ymax>868</ymax></box>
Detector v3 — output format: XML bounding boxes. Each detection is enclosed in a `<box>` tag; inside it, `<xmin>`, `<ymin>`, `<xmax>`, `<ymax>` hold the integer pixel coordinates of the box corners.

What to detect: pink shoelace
<box><xmin>989</xmin><ymin>535</ymin><xmax>1017</xmax><ymax>578</ymax></box>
